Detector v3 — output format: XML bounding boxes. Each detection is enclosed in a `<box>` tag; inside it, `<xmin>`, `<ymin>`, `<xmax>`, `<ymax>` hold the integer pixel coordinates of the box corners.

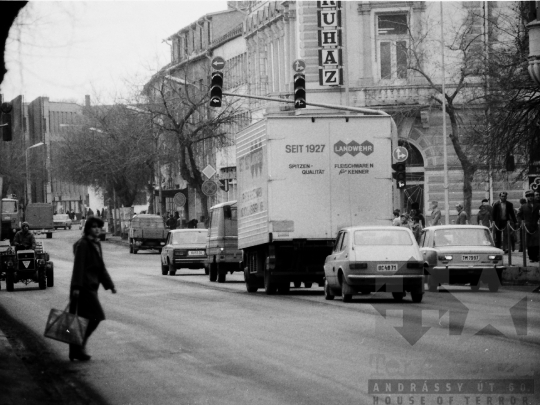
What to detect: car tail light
<box><xmin>438</xmin><ymin>255</ymin><xmax>453</xmax><ymax>261</ymax></box>
<box><xmin>349</xmin><ymin>262</ymin><xmax>368</xmax><ymax>269</ymax></box>
<box><xmin>174</xmin><ymin>250</ymin><xmax>186</xmax><ymax>256</ymax></box>
<box><xmin>406</xmin><ymin>262</ymin><xmax>423</xmax><ymax>269</ymax></box>
<box><xmin>488</xmin><ymin>255</ymin><xmax>502</xmax><ymax>260</ymax></box>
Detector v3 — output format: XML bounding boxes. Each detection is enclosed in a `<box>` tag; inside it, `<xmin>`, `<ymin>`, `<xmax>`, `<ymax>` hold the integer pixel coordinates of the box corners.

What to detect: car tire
<box><xmin>217</xmin><ymin>263</ymin><xmax>226</xmax><ymax>283</ymax></box>
<box><xmin>38</xmin><ymin>269</ymin><xmax>46</xmax><ymax>290</ymax></box>
<box><xmin>411</xmin><ymin>291</ymin><xmax>423</xmax><ymax>303</ymax></box>
<box><xmin>470</xmin><ymin>282</ymin><xmax>481</xmax><ymax>292</ymax></box>
<box><xmin>244</xmin><ymin>267</ymin><xmax>258</xmax><ymax>293</ymax></box>
<box><xmin>324</xmin><ymin>279</ymin><xmax>335</xmax><ymax>300</ymax></box>
<box><xmin>392</xmin><ymin>292</ymin><xmax>405</xmax><ymax>302</ymax></box>
<box><xmin>341</xmin><ymin>279</ymin><xmax>352</xmax><ymax>303</ymax></box>
<box><xmin>264</xmin><ymin>270</ymin><xmax>277</xmax><ymax>295</ymax></box>
<box><xmin>204</xmin><ymin>265</ymin><xmax>210</xmax><ymax>276</ymax></box>
<box><xmin>488</xmin><ymin>280</ymin><xmax>499</xmax><ymax>292</ymax></box>
<box><xmin>168</xmin><ymin>261</ymin><xmax>176</xmax><ymax>276</ymax></box>
<box><xmin>427</xmin><ymin>275</ymin><xmax>438</xmax><ymax>292</ymax></box>
<box><xmin>69</xmin><ymin>225</ymin><xmax>72</xmax><ymax>230</ymax></box>
<box><xmin>129</xmin><ymin>240</ymin><xmax>133</xmax><ymax>254</ymax></box>
<box><xmin>303</xmin><ymin>282</ymin><xmax>313</xmax><ymax>289</ymax></box>
<box><xmin>277</xmin><ymin>283</ymin><xmax>290</xmax><ymax>294</ymax></box>
<box><xmin>6</xmin><ymin>272</ymin><xmax>14</xmax><ymax>291</ymax></box>
<box><xmin>209</xmin><ymin>262</ymin><xmax>217</xmax><ymax>282</ymax></box>
<box><xmin>46</xmin><ymin>263</ymin><xmax>54</xmax><ymax>287</ymax></box>
<box><xmin>293</xmin><ymin>281</ymin><xmax>301</xmax><ymax>288</ymax></box>
<box><xmin>161</xmin><ymin>261</ymin><xmax>168</xmax><ymax>275</ymax></box>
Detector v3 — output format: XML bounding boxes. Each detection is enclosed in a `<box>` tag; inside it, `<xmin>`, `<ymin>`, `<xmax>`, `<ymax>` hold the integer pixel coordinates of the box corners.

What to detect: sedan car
<box><xmin>53</xmin><ymin>214</ymin><xmax>72</xmax><ymax>230</ymax></box>
<box><xmin>419</xmin><ymin>225</ymin><xmax>505</xmax><ymax>292</ymax></box>
<box><xmin>324</xmin><ymin>226</ymin><xmax>425</xmax><ymax>303</ymax></box>
<box><xmin>160</xmin><ymin>229</ymin><xmax>208</xmax><ymax>276</ymax></box>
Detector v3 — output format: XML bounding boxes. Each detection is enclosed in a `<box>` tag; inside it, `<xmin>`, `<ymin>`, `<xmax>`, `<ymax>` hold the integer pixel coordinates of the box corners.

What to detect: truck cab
<box><xmin>1</xmin><ymin>197</ymin><xmax>21</xmax><ymax>244</ymax></box>
<box><xmin>205</xmin><ymin>201</ymin><xmax>243</xmax><ymax>283</ymax></box>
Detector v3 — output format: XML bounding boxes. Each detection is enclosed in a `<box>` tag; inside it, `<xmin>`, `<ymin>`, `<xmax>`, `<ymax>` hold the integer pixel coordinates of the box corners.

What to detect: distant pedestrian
<box><xmin>399</xmin><ymin>213</ymin><xmax>412</xmax><ymax>230</ymax></box>
<box><xmin>430</xmin><ymin>201</ymin><xmax>442</xmax><ymax>226</ymax></box>
<box><xmin>411</xmin><ymin>216</ymin><xmax>423</xmax><ymax>243</ymax></box>
<box><xmin>69</xmin><ymin>216</ymin><xmax>116</xmax><ymax>361</ymax></box>
<box><xmin>455</xmin><ymin>204</ymin><xmax>468</xmax><ymax>225</ymax></box>
<box><xmin>477</xmin><ymin>199</ymin><xmax>492</xmax><ymax>228</ymax></box>
<box><xmin>87</xmin><ymin>208</ymin><xmax>94</xmax><ymax>217</ymax></box>
<box><xmin>410</xmin><ymin>202</ymin><xmax>425</xmax><ymax>228</ymax></box>
<box><xmin>392</xmin><ymin>209</ymin><xmax>401</xmax><ymax>226</ymax></box>
<box><xmin>169</xmin><ymin>212</ymin><xmax>179</xmax><ymax>230</ymax></box>
<box><xmin>517</xmin><ymin>191</ymin><xmax>540</xmax><ymax>262</ymax></box>
<box><xmin>96</xmin><ymin>209</ymin><xmax>101</xmax><ymax>217</ymax></box>
<box><xmin>492</xmin><ymin>191</ymin><xmax>517</xmax><ymax>250</ymax></box>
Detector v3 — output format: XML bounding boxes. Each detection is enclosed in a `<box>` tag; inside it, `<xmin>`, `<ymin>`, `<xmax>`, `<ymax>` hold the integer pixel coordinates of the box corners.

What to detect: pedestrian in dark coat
<box><xmin>517</xmin><ymin>191</ymin><xmax>540</xmax><ymax>262</ymax></box>
<box><xmin>491</xmin><ymin>191</ymin><xmax>517</xmax><ymax>250</ymax></box>
<box><xmin>69</xmin><ymin>216</ymin><xmax>116</xmax><ymax>361</ymax></box>
<box><xmin>477</xmin><ymin>199</ymin><xmax>492</xmax><ymax>228</ymax></box>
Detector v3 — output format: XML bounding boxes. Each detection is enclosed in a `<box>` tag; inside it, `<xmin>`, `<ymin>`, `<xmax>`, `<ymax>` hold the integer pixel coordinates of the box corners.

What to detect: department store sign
<box><xmin>317</xmin><ymin>1</ymin><xmax>343</xmax><ymax>86</ymax></box>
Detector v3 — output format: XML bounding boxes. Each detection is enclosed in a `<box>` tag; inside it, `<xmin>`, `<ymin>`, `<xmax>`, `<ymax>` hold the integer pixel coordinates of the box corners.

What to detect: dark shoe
<box><xmin>69</xmin><ymin>351</ymin><xmax>91</xmax><ymax>361</ymax></box>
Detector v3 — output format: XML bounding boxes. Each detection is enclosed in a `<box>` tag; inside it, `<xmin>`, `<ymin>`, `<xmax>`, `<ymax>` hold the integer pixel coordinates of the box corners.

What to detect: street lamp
<box><xmin>26</xmin><ymin>142</ymin><xmax>44</xmax><ymax>206</ymax></box>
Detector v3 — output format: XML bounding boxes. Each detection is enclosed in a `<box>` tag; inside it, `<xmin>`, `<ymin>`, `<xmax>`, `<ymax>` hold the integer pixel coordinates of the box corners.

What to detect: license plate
<box><xmin>377</xmin><ymin>264</ymin><xmax>397</xmax><ymax>271</ymax></box>
<box><xmin>462</xmin><ymin>255</ymin><xmax>479</xmax><ymax>261</ymax></box>
<box><xmin>188</xmin><ymin>251</ymin><xmax>204</xmax><ymax>256</ymax></box>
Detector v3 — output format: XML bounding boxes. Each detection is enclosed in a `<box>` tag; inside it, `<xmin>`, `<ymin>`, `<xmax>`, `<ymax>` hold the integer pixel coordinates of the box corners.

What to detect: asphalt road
<box><xmin>1</xmin><ymin>230</ymin><xmax>539</xmax><ymax>405</ymax></box>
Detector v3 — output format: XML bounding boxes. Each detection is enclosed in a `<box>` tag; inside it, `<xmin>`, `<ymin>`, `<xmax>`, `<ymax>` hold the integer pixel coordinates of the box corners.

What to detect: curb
<box><xmin>502</xmin><ymin>266</ymin><xmax>540</xmax><ymax>286</ymax></box>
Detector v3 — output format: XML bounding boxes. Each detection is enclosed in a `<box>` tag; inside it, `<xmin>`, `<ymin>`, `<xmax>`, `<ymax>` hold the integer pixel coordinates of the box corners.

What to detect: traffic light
<box><xmin>293</xmin><ymin>73</ymin><xmax>306</xmax><ymax>108</ymax></box>
<box><xmin>1</xmin><ymin>102</ymin><xmax>13</xmax><ymax>142</ymax></box>
<box><xmin>210</xmin><ymin>71</ymin><xmax>223</xmax><ymax>108</ymax></box>
<box><xmin>392</xmin><ymin>162</ymin><xmax>406</xmax><ymax>189</ymax></box>
<box><xmin>218</xmin><ymin>179</ymin><xmax>230</xmax><ymax>192</ymax></box>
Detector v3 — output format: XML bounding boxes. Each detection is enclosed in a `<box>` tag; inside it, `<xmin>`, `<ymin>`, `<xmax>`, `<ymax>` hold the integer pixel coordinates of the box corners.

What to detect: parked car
<box><xmin>53</xmin><ymin>214</ymin><xmax>72</xmax><ymax>230</ymax></box>
<box><xmin>128</xmin><ymin>214</ymin><xmax>167</xmax><ymax>254</ymax></box>
<box><xmin>161</xmin><ymin>229</ymin><xmax>208</xmax><ymax>276</ymax></box>
<box><xmin>324</xmin><ymin>226</ymin><xmax>425</xmax><ymax>303</ymax></box>
<box><xmin>419</xmin><ymin>225</ymin><xmax>505</xmax><ymax>292</ymax></box>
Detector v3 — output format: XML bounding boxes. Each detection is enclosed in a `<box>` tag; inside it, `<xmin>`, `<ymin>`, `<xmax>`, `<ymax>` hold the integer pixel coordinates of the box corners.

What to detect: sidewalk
<box><xmin>502</xmin><ymin>250</ymin><xmax>540</xmax><ymax>285</ymax></box>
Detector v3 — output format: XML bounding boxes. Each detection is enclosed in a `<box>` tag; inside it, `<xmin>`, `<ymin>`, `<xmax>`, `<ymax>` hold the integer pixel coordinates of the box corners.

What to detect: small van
<box><xmin>205</xmin><ymin>201</ymin><xmax>242</xmax><ymax>283</ymax></box>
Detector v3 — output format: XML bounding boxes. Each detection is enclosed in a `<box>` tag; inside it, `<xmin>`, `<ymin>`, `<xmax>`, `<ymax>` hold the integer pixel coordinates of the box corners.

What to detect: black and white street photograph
<box><xmin>1</xmin><ymin>1</ymin><xmax>540</xmax><ymax>404</ymax></box>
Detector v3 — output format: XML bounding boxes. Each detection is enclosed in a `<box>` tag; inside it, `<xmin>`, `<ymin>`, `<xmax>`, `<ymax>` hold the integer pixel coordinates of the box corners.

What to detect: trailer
<box><xmin>237</xmin><ymin>112</ymin><xmax>396</xmax><ymax>294</ymax></box>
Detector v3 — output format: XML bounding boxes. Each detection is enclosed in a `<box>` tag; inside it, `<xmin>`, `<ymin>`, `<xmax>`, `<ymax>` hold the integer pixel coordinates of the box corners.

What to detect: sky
<box><xmin>1</xmin><ymin>0</ymin><xmax>228</xmax><ymax>105</ymax></box>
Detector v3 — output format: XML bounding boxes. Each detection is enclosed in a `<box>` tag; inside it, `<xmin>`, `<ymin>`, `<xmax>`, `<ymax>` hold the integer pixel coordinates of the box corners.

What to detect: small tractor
<box><xmin>0</xmin><ymin>240</ymin><xmax>54</xmax><ymax>291</ymax></box>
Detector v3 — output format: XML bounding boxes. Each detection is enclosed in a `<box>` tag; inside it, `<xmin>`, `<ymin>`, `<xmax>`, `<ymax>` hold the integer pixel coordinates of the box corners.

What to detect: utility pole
<box><xmin>440</xmin><ymin>2</ymin><xmax>450</xmax><ymax>225</ymax></box>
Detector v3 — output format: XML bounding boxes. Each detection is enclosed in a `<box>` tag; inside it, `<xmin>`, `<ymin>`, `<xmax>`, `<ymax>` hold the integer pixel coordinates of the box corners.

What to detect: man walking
<box><xmin>517</xmin><ymin>190</ymin><xmax>540</xmax><ymax>262</ymax></box>
<box><xmin>477</xmin><ymin>199</ymin><xmax>492</xmax><ymax>228</ymax></box>
<box><xmin>492</xmin><ymin>192</ymin><xmax>517</xmax><ymax>250</ymax></box>
<box><xmin>455</xmin><ymin>204</ymin><xmax>468</xmax><ymax>224</ymax></box>
<box><xmin>430</xmin><ymin>201</ymin><xmax>442</xmax><ymax>226</ymax></box>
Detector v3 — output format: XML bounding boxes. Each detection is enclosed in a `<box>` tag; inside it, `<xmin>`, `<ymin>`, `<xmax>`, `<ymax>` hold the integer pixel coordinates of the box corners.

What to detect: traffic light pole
<box><xmin>221</xmin><ymin>92</ymin><xmax>389</xmax><ymax>116</ymax></box>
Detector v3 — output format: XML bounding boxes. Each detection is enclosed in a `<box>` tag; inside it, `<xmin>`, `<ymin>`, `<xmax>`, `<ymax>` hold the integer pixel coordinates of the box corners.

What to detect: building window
<box><xmin>376</xmin><ymin>13</ymin><xmax>409</xmax><ymax>80</ymax></box>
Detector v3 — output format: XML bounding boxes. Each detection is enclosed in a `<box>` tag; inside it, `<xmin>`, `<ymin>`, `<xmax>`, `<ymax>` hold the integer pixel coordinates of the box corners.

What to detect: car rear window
<box><xmin>172</xmin><ymin>231</ymin><xmax>207</xmax><ymax>245</ymax></box>
<box><xmin>434</xmin><ymin>229</ymin><xmax>494</xmax><ymax>247</ymax></box>
<box><xmin>354</xmin><ymin>230</ymin><xmax>413</xmax><ymax>246</ymax></box>
<box><xmin>133</xmin><ymin>217</ymin><xmax>165</xmax><ymax>228</ymax></box>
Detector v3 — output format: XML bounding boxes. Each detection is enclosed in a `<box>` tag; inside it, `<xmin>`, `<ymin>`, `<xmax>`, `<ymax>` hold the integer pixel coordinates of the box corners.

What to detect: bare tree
<box><xmin>139</xmin><ymin>60</ymin><xmax>246</xmax><ymax>221</ymax></box>
<box><xmin>53</xmin><ymin>102</ymin><xmax>159</xmax><ymax>208</ymax></box>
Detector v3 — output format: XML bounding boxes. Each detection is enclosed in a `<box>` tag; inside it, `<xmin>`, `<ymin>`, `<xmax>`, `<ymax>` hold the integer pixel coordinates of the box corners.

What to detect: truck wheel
<box><xmin>411</xmin><ymin>291</ymin><xmax>423</xmax><ymax>303</ymax></box>
<box><xmin>217</xmin><ymin>263</ymin><xmax>226</xmax><ymax>283</ymax></box>
<box><xmin>324</xmin><ymin>279</ymin><xmax>335</xmax><ymax>300</ymax></box>
<box><xmin>6</xmin><ymin>273</ymin><xmax>14</xmax><ymax>292</ymax></box>
<box><xmin>293</xmin><ymin>281</ymin><xmax>301</xmax><ymax>288</ymax></box>
<box><xmin>168</xmin><ymin>261</ymin><xmax>176</xmax><ymax>276</ymax></box>
<box><xmin>392</xmin><ymin>292</ymin><xmax>405</xmax><ymax>302</ymax></box>
<box><xmin>277</xmin><ymin>283</ymin><xmax>290</xmax><ymax>294</ymax></box>
<box><xmin>488</xmin><ymin>280</ymin><xmax>499</xmax><ymax>292</ymax></box>
<box><xmin>46</xmin><ymin>233</ymin><xmax>52</xmax><ymax>239</ymax></box>
<box><xmin>38</xmin><ymin>269</ymin><xmax>46</xmax><ymax>290</ymax></box>
<box><xmin>244</xmin><ymin>268</ymin><xmax>258</xmax><ymax>293</ymax></box>
<box><xmin>46</xmin><ymin>264</ymin><xmax>54</xmax><ymax>287</ymax></box>
<box><xmin>264</xmin><ymin>270</ymin><xmax>277</xmax><ymax>295</ymax></box>
<box><xmin>209</xmin><ymin>262</ymin><xmax>217</xmax><ymax>282</ymax></box>
<box><xmin>303</xmin><ymin>282</ymin><xmax>313</xmax><ymax>288</ymax></box>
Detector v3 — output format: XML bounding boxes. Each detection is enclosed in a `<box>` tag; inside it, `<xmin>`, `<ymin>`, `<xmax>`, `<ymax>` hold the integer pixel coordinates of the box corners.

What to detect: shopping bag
<box><xmin>44</xmin><ymin>303</ymin><xmax>89</xmax><ymax>346</ymax></box>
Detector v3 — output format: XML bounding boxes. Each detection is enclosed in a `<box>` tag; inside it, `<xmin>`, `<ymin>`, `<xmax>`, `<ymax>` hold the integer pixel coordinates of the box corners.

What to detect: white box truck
<box><xmin>238</xmin><ymin>112</ymin><xmax>396</xmax><ymax>294</ymax></box>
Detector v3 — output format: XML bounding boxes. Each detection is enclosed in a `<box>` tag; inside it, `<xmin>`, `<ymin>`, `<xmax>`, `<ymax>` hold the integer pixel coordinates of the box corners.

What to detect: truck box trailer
<box><xmin>26</xmin><ymin>203</ymin><xmax>54</xmax><ymax>238</ymax></box>
<box><xmin>237</xmin><ymin>112</ymin><xmax>396</xmax><ymax>294</ymax></box>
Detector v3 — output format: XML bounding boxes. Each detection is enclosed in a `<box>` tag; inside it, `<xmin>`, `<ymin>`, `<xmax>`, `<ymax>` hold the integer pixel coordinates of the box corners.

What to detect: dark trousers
<box><xmin>494</xmin><ymin>221</ymin><xmax>508</xmax><ymax>249</ymax></box>
<box><xmin>69</xmin><ymin>319</ymin><xmax>100</xmax><ymax>354</ymax></box>
<box><xmin>528</xmin><ymin>246</ymin><xmax>539</xmax><ymax>262</ymax></box>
